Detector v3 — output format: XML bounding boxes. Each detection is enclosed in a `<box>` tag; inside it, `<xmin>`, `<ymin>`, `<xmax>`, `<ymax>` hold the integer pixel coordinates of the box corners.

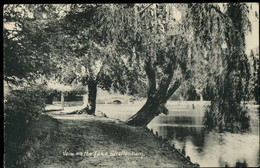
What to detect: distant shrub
<box><xmin>65</xmin><ymin>95</ymin><xmax>84</xmax><ymax>102</ymax></box>
<box><xmin>44</xmin><ymin>88</ymin><xmax>60</xmax><ymax>104</ymax></box>
<box><xmin>203</xmin><ymin>103</ymin><xmax>250</xmax><ymax>133</ymax></box>
<box><xmin>96</xmin><ymin>99</ymin><xmax>105</xmax><ymax>104</ymax></box>
<box><xmin>4</xmin><ymin>85</ymin><xmax>46</xmax><ymax>168</ymax></box>
<box><xmin>46</xmin><ymin>85</ymin><xmax>87</xmax><ymax>103</ymax></box>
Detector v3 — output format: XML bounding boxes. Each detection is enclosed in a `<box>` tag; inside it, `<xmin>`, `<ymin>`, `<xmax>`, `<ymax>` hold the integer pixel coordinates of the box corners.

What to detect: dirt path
<box><xmin>24</xmin><ymin>112</ymin><xmax>198</xmax><ymax>168</ymax></box>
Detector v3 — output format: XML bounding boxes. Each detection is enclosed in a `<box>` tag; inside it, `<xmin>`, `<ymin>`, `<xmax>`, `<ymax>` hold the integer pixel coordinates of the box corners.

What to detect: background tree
<box><xmin>40</xmin><ymin>4</ymin><xmax>137</xmax><ymax>115</ymax></box>
<box><xmin>202</xmin><ymin>3</ymin><xmax>253</xmax><ymax>132</ymax></box>
<box><xmin>4</xmin><ymin>4</ymin><xmax>59</xmax><ymax>86</ymax></box>
<box><xmin>3</xmin><ymin>6</ymin><xmax>62</xmax><ymax>166</ymax></box>
<box><xmin>248</xmin><ymin>48</ymin><xmax>259</xmax><ymax>104</ymax></box>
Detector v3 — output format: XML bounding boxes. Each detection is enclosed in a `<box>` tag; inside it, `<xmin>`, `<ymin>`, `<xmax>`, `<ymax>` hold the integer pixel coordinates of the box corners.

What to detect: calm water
<box><xmin>96</xmin><ymin>102</ymin><xmax>259</xmax><ymax>167</ymax></box>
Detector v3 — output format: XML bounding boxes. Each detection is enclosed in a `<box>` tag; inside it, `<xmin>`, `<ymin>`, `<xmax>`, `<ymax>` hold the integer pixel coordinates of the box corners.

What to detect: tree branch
<box><xmin>138</xmin><ymin>4</ymin><xmax>153</xmax><ymax>16</ymax></box>
<box><xmin>157</xmin><ymin>62</ymin><xmax>174</xmax><ymax>96</ymax></box>
<box><xmin>96</xmin><ymin>59</ymin><xmax>106</xmax><ymax>77</ymax></box>
<box><xmin>166</xmin><ymin>79</ymin><xmax>181</xmax><ymax>100</ymax></box>
<box><xmin>208</xmin><ymin>4</ymin><xmax>234</xmax><ymax>28</ymax></box>
<box><xmin>144</xmin><ymin>56</ymin><xmax>157</xmax><ymax>98</ymax></box>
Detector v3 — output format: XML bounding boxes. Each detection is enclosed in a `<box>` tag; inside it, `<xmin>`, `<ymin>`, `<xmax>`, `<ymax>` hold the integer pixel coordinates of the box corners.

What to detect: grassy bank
<box><xmin>10</xmin><ymin>112</ymin><xmax>199</xmax><ymax>168</ymax></box>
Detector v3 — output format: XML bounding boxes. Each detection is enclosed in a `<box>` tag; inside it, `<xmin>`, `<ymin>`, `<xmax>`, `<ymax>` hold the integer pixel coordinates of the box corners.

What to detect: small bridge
<box><xmin>105</xmin><ymin>96</ymin><xmax>129</xmax><ymax>104</ymax></box>
<box><xmin>95</xmin><ymin>94</ymin><xmax>130</xmax><ymax>105</ymax></box>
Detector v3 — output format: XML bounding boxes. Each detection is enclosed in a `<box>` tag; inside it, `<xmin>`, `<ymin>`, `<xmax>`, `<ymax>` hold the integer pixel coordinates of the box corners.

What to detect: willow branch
<box><xmin>138</xmin><ymin>4</ymin><xmax>153</xmax><ymax>16</ymax></box>
<box><xmin>144</xmin><ymin>57</ymin><xmax>157</xmax><ymax>98</ymax></box>
<box><xmin>166</xmin><ymin>79</ymin><xmax>181</xmax><ymax>100</ymax></box>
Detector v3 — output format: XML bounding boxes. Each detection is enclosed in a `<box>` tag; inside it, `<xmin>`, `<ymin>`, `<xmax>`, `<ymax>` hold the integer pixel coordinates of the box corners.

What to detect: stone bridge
<box><xmin>101</xmin><ymin>95</ymin><xmax>129</xmax><ymax>104</ymax></box>
<box><xmin>83</xmin><ymin>90</ymin><xmax>135</xmax><ymax>105</ymax></box>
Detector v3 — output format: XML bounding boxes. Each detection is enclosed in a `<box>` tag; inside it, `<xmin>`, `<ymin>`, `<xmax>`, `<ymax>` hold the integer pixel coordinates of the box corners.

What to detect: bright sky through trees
<box><xmin>4</xmin><ymin>3</ymin><xmax>258</xmax><ymax>54</ymax></box>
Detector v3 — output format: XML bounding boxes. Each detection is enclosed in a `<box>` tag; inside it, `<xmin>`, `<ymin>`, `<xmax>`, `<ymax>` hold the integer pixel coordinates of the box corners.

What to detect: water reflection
<box><xmin>96</xmin><ymin>103</ymin><xmax>259</xmax><ymax>167</ymax></box>
<box><xmin>147</xmin><ymin>105</ymin><xmax>259</xmax><ymax>167</ymax></box>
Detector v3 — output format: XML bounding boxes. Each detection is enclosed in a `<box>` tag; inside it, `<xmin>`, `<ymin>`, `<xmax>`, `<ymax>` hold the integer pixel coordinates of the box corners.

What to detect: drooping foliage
<box><xmin>3</xmin><ymin>4</ymin><xmax>60</xmax><ymax>85</ymax></box>
<box><xmin>4</xmin><ymin>4</ymin><xmax>256</xmax><ymax>127</ymax></box>
<box><xmin>199</xmin><ymin>3</ymin><xmax>252</xmax><ymax>132</ymax></box>
<box><xmin>249</xmin><ymin>49</ymin><xmax>259</xmax><ymax>104</ymax></box>
<box><xmin>43</xmin><ymin>4</ymin><xmax>131</xmax><ymax>93</ymax></box>
<box><xmin>43</xmin><ymin>4</ymin><xmax>141</xmax><ymax>114</ymax></box>
<box><xmin>116</xmin><ymin>4</ymin><xmax>197</xmax><ymax>125</ymax></box>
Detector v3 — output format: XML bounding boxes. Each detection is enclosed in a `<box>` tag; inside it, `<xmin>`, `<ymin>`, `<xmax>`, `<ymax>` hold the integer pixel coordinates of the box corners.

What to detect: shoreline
<box><xmin>20</xmin><ymin>112</ymin><xmax>200</xmax><ymax>167</ymax></box>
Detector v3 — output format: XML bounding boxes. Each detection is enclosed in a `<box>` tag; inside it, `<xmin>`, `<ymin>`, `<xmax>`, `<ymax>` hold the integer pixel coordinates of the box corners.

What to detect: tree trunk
<box><xmin>125</xmin><ymin>85</ymin><xmax>179</xmax><ymax>126</ymax></box>
<box><xmin>61</xmin><ymin>92</ymin><xmax>64</xmax><ymax>110</ymax></box>
<box><xmin>82</xmin><ymin>81</ymin><xmax>97</xmax><ymax>115</ymax></box>
<box><xmin>125</xmin><ymin>96</ymin><xmax>168</xmax><ymax>126</ymax></box>
<box><xmin>126</xmin><ymin>60</ymin><xmax>181</xmax><ymax>126</ymax></box>
<box><xmin>199</xmin><ymin>93</ymin><xmax>203</xmax><ymax>101</ymax></box>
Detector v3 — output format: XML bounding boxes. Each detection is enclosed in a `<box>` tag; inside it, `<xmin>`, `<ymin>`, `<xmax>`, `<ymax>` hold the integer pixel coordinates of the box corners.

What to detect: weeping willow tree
<box><xmin>109</xmin><ymin>3</ymin><xmax>252</xmax><ymax>127</ymax></box>
<box><xmin>119</xmin><ymin>4</ymin><xmax>195</xmax><ymax>126</ymax></box>
<box><xmin>200</xmin><ymin>3</ymin><xmax>252</xmax><ymax>132</ymax></box>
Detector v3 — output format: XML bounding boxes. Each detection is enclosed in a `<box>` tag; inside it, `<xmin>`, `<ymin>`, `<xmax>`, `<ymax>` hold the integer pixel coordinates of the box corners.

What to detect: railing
<box><xmin>52</xmin><ymin>101</ymin><xmax>84</xmax><ymax>107</ymax></box>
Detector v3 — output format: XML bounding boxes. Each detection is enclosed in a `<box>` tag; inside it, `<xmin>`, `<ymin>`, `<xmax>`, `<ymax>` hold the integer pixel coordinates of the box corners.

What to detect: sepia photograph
<box><xmin>3</xmin><ymin>3</ymin><xmax>259</xmax><ymax>168</ymax></box>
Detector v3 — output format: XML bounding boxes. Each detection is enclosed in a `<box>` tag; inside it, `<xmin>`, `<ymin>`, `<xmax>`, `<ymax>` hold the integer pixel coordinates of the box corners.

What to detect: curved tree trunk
<box><xmin>126</xmin><ymin>97</ymin><xmax>168</xmax><ymax>126</ymax></box>
<box><xmin>125</xmin><ymin>83</ymin><xmax>179</xmax><ymax>126</ymax></box>
<box><xmin>126</xmin><ymin>59</ymin><xmax>181</xmax><ymax>126</ymax></box>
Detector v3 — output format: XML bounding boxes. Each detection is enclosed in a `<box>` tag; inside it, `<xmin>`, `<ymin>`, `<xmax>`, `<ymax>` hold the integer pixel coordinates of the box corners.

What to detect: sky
<box><xmin>245</xmin><ymin>3</ymin><xmax>259</xmax><ymax>55</ymax></box>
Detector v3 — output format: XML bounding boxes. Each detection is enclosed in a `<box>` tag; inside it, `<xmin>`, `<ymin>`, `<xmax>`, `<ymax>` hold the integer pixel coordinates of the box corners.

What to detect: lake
<box><xmin>96</xmin><ymin>102</ymin><xmax>259</xmax><ymax>167</ymax></box>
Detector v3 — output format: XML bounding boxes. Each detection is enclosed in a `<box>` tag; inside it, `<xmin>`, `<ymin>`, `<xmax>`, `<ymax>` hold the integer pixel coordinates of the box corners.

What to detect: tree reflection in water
<box><xmin>148</xmin><ymin>105</ymin><xmax>259</xmax><ymax>167</ymax></box>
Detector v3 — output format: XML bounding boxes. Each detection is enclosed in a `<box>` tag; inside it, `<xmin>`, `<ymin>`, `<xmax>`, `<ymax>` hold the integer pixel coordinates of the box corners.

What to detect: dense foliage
<box><xmin>4</xmin><ymin>3</ymin><xmax>258</xmax><ymax>127</ymax></box>
<box><xmin>3</xmin><ymin>5</ymin><xmax>59</xmax><ymax>85</ymax></box>
<box><xmin>201</xmin><ymin>3</ymin><xmax>252</xmax><ymax>132</ymax></box>
<box><xmin>4</xmin><ymin>85</ymin><xmax>46</xmax><ymax>167</ymax></box>
<box><xmin>249</xmin><ymin>49</ymin><xmax>259</xmax><ymax>104</ymax></box>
